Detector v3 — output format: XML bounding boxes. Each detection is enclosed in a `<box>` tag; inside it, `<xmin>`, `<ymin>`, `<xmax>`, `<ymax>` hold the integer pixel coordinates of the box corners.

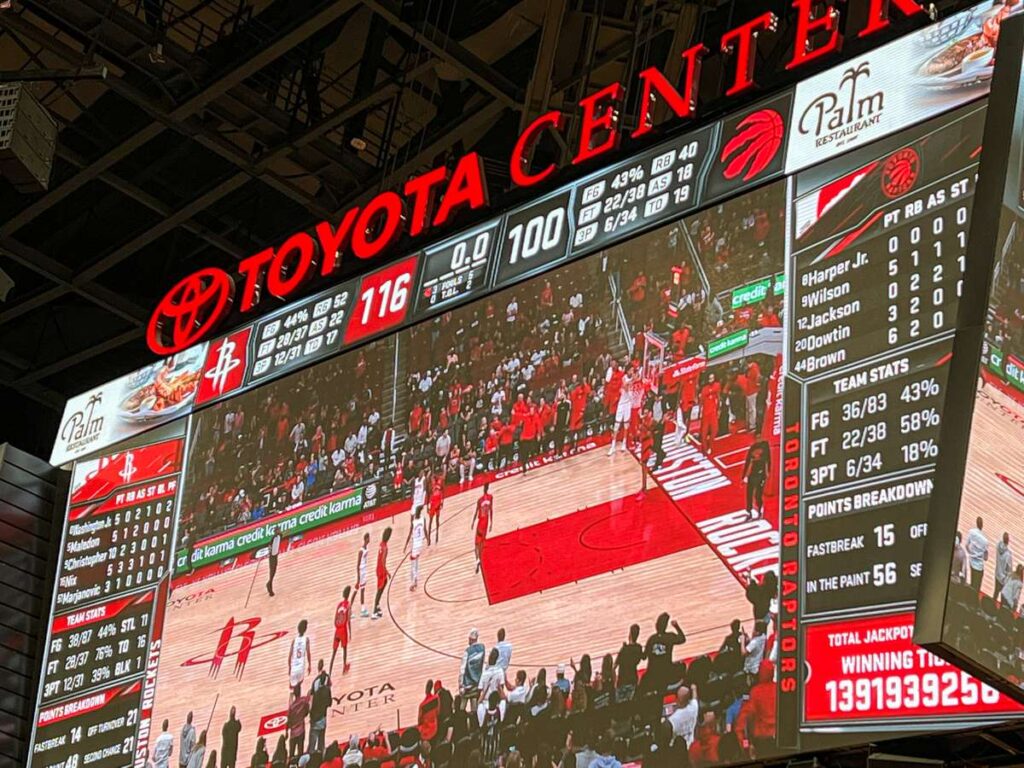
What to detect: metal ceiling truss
<box><xmin>0</xmin><ymin>0</ymin><xmax>698</xmax><ymax>420</ymax></box>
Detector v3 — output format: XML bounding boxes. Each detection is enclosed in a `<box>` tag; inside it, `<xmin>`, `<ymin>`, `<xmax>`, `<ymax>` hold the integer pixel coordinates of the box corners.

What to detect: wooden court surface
<box><xmin>956</xmin><ymin>380</ymin><xmax>1024</xmax><ymax>598</ymax></box>
<box><xmin>151</xmin><ymin>448</ymin><xmax>750</xmax><ymax>764</ymax></box>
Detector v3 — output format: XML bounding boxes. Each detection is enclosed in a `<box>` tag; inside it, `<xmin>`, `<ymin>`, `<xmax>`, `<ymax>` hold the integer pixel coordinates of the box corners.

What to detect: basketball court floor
<box><xmin>151</xmin><ymin>445</ymin><xmax>751</xmax><ymax>765</ymax></box>
<box><xmin>956</xmin><ymin>378</ymin><xmax>1024</xmax><ymax>598</ymax></box>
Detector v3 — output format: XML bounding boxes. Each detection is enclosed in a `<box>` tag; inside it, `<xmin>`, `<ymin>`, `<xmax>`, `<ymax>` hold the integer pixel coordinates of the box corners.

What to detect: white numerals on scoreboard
<box><xmin>824</xmin><ymin>671</ymin><xmax>1000</xmax><ymax>714</ymax></box>
<box><xmin>506</xmin><ymin>208</ymin><xmax>565</xmax><ymax>265</ymax></box>
<box><xmin>451</xmin><ymin>231</ymin><xmax>491</xmax><ymax>271</ymax></box>
<box><xmin>360</xmin><ymin>274</ymin><xmax>411</xmax><ymax>325</ymax></box>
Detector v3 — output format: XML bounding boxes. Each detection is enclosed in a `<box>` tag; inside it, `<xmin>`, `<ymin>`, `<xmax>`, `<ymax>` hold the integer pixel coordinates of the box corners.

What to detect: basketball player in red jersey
<box><xmin>330</xmin><ymin>585</ymin><xmax>353</xmax><ymax>676</ymax></box>
<box><xmin>471</xmin><ymin>484</ymin><xmax>494</xmax><ymax>574</ymax></box>
<box><xmin>698</xmin><ymin>373</ymin><xmax>722</xmax><ymax>456</ymax></box>
<box><xmin>427</xmin><ymin>475</ymin><xmax>444</xmax><ymax>545</ymax></box>
<box><xmin>569</xmin><ymin>376</ymin><xmax>590</xmax><ymax>452</ymax></box>
<box><xmin>371</xmin><ymin>527</ymin><xmax>392</xmax><ymax>620</ymax></box>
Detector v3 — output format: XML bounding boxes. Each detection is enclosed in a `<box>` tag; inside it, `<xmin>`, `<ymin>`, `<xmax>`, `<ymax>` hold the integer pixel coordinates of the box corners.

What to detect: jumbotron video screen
<box><xmin>915</xmin><ymin>11</ymin><xmax>1024</xmax><ymax>700</ymax></box>
<box><xmin>29</xmin><ymin>4</ymin><xmax>1024</xmax><ymax>768</ymax></box>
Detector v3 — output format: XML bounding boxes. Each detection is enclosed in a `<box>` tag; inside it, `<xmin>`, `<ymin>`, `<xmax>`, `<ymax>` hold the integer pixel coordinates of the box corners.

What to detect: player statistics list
<box><xmin>30</xmin><ymin>440</ymin><xmax>183</xmax><ymax>768</ymax></box>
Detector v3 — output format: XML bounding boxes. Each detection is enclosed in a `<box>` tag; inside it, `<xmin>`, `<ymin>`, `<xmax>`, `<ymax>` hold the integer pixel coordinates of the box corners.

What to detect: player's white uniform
<box><xmin>411</xmin><ymin>516</ymin><xmax>427</xmax><ymax>558</ymax></box>
<box><xmin>412</xmin><ymin>477</ymin><xmax>426</xmax><ymax>512</ymax></box>
<box><xmin>358</xmin><ymin>545</ymin><xmax>369</xmax><ymax>589</ymax></box>
<box><xmin>289</xmin><ymin>633</ymin><xmax>310</xmax><ymax>690</ymax></box>
<box><xmin>410</xmin><ymin>516</ymin><xmax>427</xmax><ymax>587</ymax></box>
<box><xmin>630</xmin><ymin>376</ymin><xmax>646</xmax><ymax>411</ymax></box>
<box><xmin>615</xmin><ymin>374</ymin><xmax>634</xmax><ymax>423</ymax></box>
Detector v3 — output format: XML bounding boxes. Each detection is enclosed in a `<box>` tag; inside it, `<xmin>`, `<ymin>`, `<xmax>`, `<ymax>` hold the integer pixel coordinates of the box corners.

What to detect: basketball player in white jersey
<box><xmin>608</xmin><ymin>368</ymin><xmax>636</xmax><ymax>455</ymax></box>
<box><xmin>412</xmin><ymin>469</ymin><xmax>428</xmax><ymax>516</ymax></box>
<box><xmin>288</xmin><ymin>619</ymin><xmax>312</xmax><ymax>697</ymax></box>
<box><xmin>405</xmin><ymin>505</ymin><xmax>427</xmax><ymax>591</ymax></box>
<box><xmin>355</xmin><ymin>533</ymin><xmax>370</xmax><ymax>617</ymax></box>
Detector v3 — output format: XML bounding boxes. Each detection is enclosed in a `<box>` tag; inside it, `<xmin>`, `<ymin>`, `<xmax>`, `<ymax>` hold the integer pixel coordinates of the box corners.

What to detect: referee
<box><xmin>267</xmin><ymin>530</ymin><xmax>281</xmax><ymax>597</ymax></box>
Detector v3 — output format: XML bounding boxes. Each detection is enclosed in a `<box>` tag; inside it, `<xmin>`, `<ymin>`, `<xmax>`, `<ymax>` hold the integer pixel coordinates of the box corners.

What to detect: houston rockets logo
<box><xmin>147</xmin><ymin>268</ymin><xmax>235</xmax><ymax>356</ymax></box>
<box><xmin>118</xmin><ymin>451</ymin><xmax>137</xmax><ymax>484</ymax></box>
<box><xmin>197</xmin><ymin>328</ymin><xmax>250</xmax><ymax>404</ymax></box>
<box><xmin>720</xmin><ymin>109</ymin><xmax>784</xmax><ymax>182</ymax></box>
<box><xmin>182</xmin><ymin>617</ymin><xmax>287</xmax><ymax>680</ymax></box>
<box><xmin>881</xmin><ymin>147</ymin><xmax>920</xmax><ymax>199</ymax></box>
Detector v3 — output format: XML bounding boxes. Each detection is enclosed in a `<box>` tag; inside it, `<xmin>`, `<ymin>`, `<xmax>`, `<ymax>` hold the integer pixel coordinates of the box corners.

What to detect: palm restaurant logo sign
<box><xmin>147</xmin><ymin>0</ymin><xmax>930</xmax><ymax>356</ymax></box>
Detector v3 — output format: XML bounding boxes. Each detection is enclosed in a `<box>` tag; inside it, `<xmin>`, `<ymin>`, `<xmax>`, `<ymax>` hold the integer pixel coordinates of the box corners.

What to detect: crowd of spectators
<box><xmin>151</xmin><ymin>599</ymin><xmax>780</xmax><ymax>768</ymax></box>
<box><xmin>178</xmin><ymin>188</ymin><xmax>786</xmax><ymax>549</ymax></box>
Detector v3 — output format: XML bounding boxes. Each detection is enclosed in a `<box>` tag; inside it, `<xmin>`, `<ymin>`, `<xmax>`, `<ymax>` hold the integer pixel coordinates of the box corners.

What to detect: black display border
<box><xmin>913</xmin><ymin>13</ymin><xmax>1024</xmax><ymax>703</ymax></box>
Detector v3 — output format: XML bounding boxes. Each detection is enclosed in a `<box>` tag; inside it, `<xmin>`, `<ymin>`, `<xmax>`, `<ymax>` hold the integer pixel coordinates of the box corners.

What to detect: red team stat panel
<box><xmin>32</xmin><ymin>439</ymin><xmax>184</xmax><ymax>768</ymax></box>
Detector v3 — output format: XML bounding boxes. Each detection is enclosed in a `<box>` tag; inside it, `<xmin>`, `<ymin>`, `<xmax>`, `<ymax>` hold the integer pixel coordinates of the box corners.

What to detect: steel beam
<box><xmin>0</xmin><ymin>238</ymin><xmax>149</xmax><ymax>326</ymax></box>
<box><xmin>362</xmin><ymin>0</ymin><xmax>523</xmax><ymax>108</ymax></box>
<box><xmin>0</xmin><ymin>0</ymin><xmax>361</xmax><ymax>238</ymax></box>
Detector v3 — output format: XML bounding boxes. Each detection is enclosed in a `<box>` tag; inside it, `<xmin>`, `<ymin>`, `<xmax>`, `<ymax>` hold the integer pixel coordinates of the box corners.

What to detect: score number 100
<box><xmin>506</xmin><ymin>208</ymin><xmax>565</xmax><ymax>265</ymax></box>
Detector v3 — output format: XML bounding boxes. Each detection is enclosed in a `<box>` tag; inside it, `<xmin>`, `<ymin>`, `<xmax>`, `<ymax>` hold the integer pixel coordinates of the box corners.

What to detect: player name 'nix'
<box><xmin>147</xmin><ymin>0</ymin><xmax>929</xmax><ymax>355</ymax></box>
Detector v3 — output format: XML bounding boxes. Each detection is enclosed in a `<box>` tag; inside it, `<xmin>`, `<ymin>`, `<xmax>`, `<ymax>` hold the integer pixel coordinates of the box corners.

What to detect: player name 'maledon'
<box><xmin>148</xmin><ymin>0</ymin><xmax>930</xmax><ymax>355</ymax></box>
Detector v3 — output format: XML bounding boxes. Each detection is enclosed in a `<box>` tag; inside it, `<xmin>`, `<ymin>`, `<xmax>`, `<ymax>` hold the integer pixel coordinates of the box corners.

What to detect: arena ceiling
<box><xmin>0</xmin><ymin>0</ymin><xmax>962</xmax><ymax>458</ymax></box>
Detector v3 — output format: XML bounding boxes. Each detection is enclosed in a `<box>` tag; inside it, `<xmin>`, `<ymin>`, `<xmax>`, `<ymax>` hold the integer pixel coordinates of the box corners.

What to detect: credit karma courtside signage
<box><xmin>52</xmin><ymin>0</ymin><xmax>991</xmax><ymax>467</ymax></box>
<box><xmin>175</xmin><ymin>487</ymin><xmax>364</xmax><ymax>572</ymax></box>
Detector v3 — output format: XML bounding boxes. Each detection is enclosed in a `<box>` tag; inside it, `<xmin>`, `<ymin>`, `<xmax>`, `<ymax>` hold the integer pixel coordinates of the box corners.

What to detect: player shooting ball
<box><xmin>472</xmin><ymin>484</ymin><xmax>494</xmax><ymax>574</ymax></box>
<box><xmin>330</xmin><ymin>585</ymin><xmax>354</xmax><ymax>676</ymax></box>
<box><xmin>406</xmin><ymin>505</ymin><xmax>427</xmax><ymax>592</ymax></box>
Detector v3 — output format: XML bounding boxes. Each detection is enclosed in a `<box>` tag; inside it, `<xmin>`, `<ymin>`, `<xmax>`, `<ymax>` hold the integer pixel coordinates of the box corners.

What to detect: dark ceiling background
<box><xmin>0</xmin><ymin>0</ymin><xmax>962</xmax><ymax>460</ymax></box>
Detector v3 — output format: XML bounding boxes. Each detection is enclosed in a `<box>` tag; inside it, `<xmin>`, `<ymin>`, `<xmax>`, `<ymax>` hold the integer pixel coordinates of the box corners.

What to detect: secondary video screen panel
<box><xmin>153</xmin><ymin>180</ymin><xmax>787</xmax><ymax>768</ymax></box>
<box><xmin>915</xmin><ymin>13</ymin><xmax>1024</xmax><ymax>700</ymax></box>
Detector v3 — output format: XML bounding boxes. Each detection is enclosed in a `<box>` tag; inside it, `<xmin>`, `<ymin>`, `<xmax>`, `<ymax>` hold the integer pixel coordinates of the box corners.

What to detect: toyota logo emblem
<box><xmin>147</xmin><ymin>268</ymin><xmax>235</xmax><ymax>355</ymax></box>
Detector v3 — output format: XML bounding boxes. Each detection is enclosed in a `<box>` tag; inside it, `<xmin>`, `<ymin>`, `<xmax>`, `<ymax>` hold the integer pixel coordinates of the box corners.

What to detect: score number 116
<box><xmin>345</xmin><ymin>256</ymin><xmax>419</xmax><ymax>344</ymax></box>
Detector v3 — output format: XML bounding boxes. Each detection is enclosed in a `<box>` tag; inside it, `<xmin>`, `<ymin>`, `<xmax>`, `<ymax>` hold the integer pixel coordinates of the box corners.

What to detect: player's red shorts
<box><xmin>377</xmin><ymin>569</ymin><xmax>388</xmax><ymax>590</ymax></box>
<box><xmin>475</xmin><ymin>528</ymin><xmax>487</xmax><ymax>547</ymax></box>
<box><xmin>333</xmin><ymin>627</ymin><xmax>349</xmax><ymax>650</ymax></box>
<box><xmin>429</xmin><ymin>502</ymin><xmax>441</xmax><ymax>517</ymax></box>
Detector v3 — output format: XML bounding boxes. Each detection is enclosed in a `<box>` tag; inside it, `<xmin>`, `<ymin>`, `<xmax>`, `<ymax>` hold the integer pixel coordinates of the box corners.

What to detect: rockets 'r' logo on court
<box><xmin>118</xmin><ymin>451</ymin><xmax>137</xmax><ymax>484</ymax></box>
<box><xmin>182</xmin><ymin>616</ymin><xmax>287</xmax><ymax>680</ymax></box>
<box><xmin>204</xmin><ymin>337</ymin><xmax>243</xmax><ymax>396</ymax></box>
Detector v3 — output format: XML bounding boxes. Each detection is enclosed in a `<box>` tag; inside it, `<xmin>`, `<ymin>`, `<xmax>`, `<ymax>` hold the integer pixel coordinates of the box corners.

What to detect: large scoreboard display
<box><xmin>31</xmin><ymin>4</ymin><xmax>1024</xmax><ymax>768</ymax></box>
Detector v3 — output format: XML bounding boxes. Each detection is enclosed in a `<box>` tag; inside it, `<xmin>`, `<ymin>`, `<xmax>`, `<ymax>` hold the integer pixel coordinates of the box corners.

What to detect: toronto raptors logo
<box><xmin>882</xmin><ymin>148</ymin><xmax>920</xmax><ymax>199</ymax></box>
<box><xmin>118</xmin><ymin>451</ymin><xmax>137</xmax><ymax>484</ymax></box>
<box><xmin>182</xmin><ymin>617</ymin><xmax>287</xmax><ymax>680</ymax></box>
<box><xmin>204</xmin><ymin>337</ymin><xmax>243</xmax><ymax>396</ymax></box>
<box><xmin>147</xmin><ymin>268</ymin><xmax>235</xmax><ymax>356</ymax></box>
<box><xmin>720</xmin><ymin>109</ymin><xmax>784</xmax><ymax>182</ymax></box>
